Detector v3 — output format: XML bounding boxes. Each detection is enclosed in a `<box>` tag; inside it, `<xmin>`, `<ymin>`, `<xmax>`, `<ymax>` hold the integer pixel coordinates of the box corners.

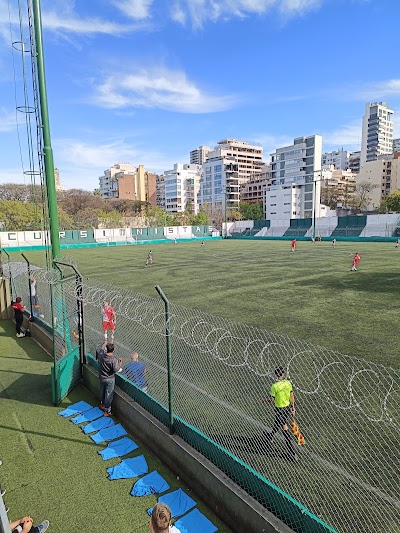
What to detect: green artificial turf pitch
<box><xmin>20</xmin><ymin>239</ymin><xmax>400</xmax><ymax>367</ymax></box>
<box><xmin>0</xmin><ymin>320</ymin><xmax>230</xmax><ymax>533</ymax></box>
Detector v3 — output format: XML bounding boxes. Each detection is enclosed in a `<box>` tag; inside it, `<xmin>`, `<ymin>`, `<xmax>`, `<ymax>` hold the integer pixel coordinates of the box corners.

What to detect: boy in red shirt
<box><xmin>351</xmin><ymin>252</ymin><xmax>360</xmax><ymax>271</ymax></box>
<box><xmin>101</xmin><ymin>301</ymin><xmax>116</xmax><ymax>341</ymax></box>
<box><xmin>291</xmin><ymin>239</ymin><xmax>297</xmax><ymax>252</ymax></box>
<box><xmin>12</xmin><ymin>296</ymin><xmax>25</xmax><ymax>337</ymax></box>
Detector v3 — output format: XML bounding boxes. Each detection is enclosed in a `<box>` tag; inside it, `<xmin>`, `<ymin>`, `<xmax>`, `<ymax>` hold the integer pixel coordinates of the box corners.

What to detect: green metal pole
<box><xmin>155</xmin><ymin>285</ymin><xmax>174</xmax><ymax>434</ymax></box>
<box><xmin>32</xmin><ymin>0</ymin><xmax>60</xmax><ymax>260</ymax></box>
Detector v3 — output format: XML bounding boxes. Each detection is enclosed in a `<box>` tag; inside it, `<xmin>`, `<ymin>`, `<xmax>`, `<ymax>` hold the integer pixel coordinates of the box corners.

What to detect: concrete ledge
<box><xmin>83</xmin><ymin>364</ymin><xmax>294</xmax><ymax>533</ymax></box>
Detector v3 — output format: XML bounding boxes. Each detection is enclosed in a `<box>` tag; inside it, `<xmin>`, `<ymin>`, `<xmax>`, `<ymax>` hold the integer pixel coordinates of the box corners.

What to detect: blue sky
<box><xmin>0</xmin><ymin>0</ymin><xmax>399</xmax><ymax>191</ymax></box>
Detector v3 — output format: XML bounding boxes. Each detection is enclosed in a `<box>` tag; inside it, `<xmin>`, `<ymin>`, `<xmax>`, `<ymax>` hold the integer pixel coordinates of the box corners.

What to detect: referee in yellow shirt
<box><xmin>265</xmin><ymin>366</ymin><xmax>298</xmax><ymax>461</ymax></box>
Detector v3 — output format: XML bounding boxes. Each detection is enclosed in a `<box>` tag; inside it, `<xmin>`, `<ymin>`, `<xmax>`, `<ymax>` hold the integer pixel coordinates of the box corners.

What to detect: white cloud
<box><xmin>112</xmin><ymin>0</ymin><xmax>154</xmax><ymax>19</ymax></box>
<box><xmin>170</xmin><ymin>0</ymin><xmax>323</xmax><ymax>27</ymax></box>
<box><xmin>0</xmin><ymin>109</ymin><xmax>17</xmax><ymax>132</ymax></box>
<box><xmin>322</xmin><ymin>119</ymin><xmax>362</xmax><ymax>150</ymax></box>
<box><xmin>53</xmin><ymin>138</ymin><xmax>182</xmax><ymax>189</ymax></box>
<box><xmin>351</xmin><ymin>79</ymin><xmax>400</xmax><ymax>101</ymax></box>
<box><xmin>93</xmin><ymin>66</ymin><xmax>238</xmax><ymax>113</ymax></box>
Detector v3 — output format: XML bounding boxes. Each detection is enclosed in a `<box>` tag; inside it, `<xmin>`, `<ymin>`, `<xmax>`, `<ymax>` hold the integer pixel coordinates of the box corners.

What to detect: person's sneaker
<box><xmin>39</xmin><ymin>314</ymin><xmax>45</xmax><ymax>318</ymax></box>
<box><xmin>104</xmin><ymin>411</ymin><xmax>111</xmax><ymax>417</ymax></box>
<box><xmin>36</xmin><ymin>520</ymin><xmax>49</xmax><ymax>533</ymax></box>
<box><xmin>5</xmin><ymin>507</ymin><xmax>9</xmax><ymax>514</ymax></box>
<box><xmin>16</xmin><ymin>333</ymin><xmax>24</xmax><ymax>338</ymax></box>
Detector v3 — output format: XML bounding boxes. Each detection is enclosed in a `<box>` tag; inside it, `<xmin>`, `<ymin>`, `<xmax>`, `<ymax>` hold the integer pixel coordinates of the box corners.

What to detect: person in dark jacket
<box><xmin>97</xmin><ymin>343</ymin><xmax>122</xmax><ymax>416</ymax></box>
<box><xmin>12</xmin><ymin>297</ymin><xmax>25</xmax><ymax>338</ymax></box>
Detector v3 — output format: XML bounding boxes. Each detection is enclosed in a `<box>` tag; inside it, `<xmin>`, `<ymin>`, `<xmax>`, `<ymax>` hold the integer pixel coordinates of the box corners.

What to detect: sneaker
<box><xmin>5</xmin><ymin>507</ymin><xmax>9</xmax><ymax>514</ymax></box>
<box><xmin>36</xmin><ymin>520</ymin><xmax>49</xmax><ymax>533</ymax></box>
<box><xmin>104</xmin><ymin>411</ymin><xmax>111</xmax><ymax>417</ymax></box>
<box><xmin>39</xmin><ymin>314</ymin><xmax>45</xmax><ymax>319</ymax></box>
<box><xmin>16</xmin><ymin>333</ymin><xmax>24</xmax><ymax>338</ymax></box>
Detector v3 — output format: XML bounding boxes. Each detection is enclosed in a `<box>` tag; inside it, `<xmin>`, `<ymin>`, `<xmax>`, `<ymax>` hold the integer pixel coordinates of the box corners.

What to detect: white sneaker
<box><xmin>36</xmin><ymin>521</ymin><xmax>49</xmax><ymax>533</ymax></box>
<box><xmin>16</xmin><ymin>333</ymin><xmax>24</xmax><ymax>338</ymax></box>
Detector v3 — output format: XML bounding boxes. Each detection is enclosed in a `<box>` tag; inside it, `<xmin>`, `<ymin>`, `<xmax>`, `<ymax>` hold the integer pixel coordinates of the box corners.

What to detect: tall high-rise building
<box><xmin>356</xmin><ymin>153</ymin><xmax>400</xmax><ymax>210</ymax></box>
<box><xmin>199</xmin><ymin>155</ymin><xmax>239</xmax><ymax>211</ymax></box>
<box><xmin>190</xmin><ymin>146</ymin><xmax>212</xmax><ymax>165</ymax></box>
<box><xmin>208</xmin><ymin>139</ymin><xmax>264</xmax><ymax>184</ymax></box>
<box><xmin>393</xmin><ymin>138</ymin><xmax>400</xmax><ymax>153</ymax></box>
<box><xmin>163</xmin><ymin>163</ymin><xmax>202</xmax><ymax>213</ymax></box>
<box><xmin>265</xmin><ymin>135</ymin><xmax>323</xmax><ymax>220</ymax></box>
<box><xmin>322</xmin><ymin>149</ymin><xmax>349</xmax><ymax>170</ymax></box>
<box><xmin>361</xmin><ymin>102</ymin><xmax>394</xmax><ymax>167</ymax></box>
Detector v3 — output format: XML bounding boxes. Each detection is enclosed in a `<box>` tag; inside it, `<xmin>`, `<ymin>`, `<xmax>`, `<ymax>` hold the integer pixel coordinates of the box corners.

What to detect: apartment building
<box><xmin>207</xmin><ymin>139</ymin><xmax>264</xmax><ymax>184</ymax></box>
<box><xmin>361</xmin><ymin>102</ymin><xmax>394</xmax><ymax>166</ymax></box>
<box><xmin>163</xmin><ymin>163</ymin><xmax>202</xmax><ymax>213</ymax></box>
<box><xmin>393</xmin><ymin>138</ymin><xmax>400</xmax><ymax>153</ymax></box>
<box><xmin>199</xmin><ymin>155</ymin><xmax>239</xmax><ymax>210</ymax></box>
<box><xmin>322</xmin><ymin>149</ymin><xmax>349</xmax><ymax>170</ymax></box>
<box><xmin>356</xmin><ymin>153</ymin><xmax>400</xmax><ymax>210</ymax></box>
<box><xmin>190</xmin><ymin>146</ymin><xmax>212</xmax><ymax>166</ymax></box>
<box><xmin>99</xmin><ymin>163</ymin><xmax>156</xmax><ymax>205</ymax></box>
<box><xmin>265</xmin><ymin>135</ymin><xmax>323</xmax><ymax>220</ymax></box>
<box><xmin>240</xmin><ymin>164</ymin><xmax>271</xmax><ymax>204</ymax></box>
<box><xmin>348</xmin><ymin>151</ymin><xmax>361</xmax><ymax>174</ymax></box>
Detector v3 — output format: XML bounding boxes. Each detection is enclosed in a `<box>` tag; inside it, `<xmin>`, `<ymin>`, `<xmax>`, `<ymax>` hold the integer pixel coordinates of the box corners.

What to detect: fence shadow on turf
<box><xmin>3</xmin><ymin>261</ymin><xmax>400</xmax><ymax>533</ymax></box>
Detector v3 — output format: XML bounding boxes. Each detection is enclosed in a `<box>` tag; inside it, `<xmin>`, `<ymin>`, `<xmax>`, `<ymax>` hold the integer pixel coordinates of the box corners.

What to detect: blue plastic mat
<box><xmin>58</xmin><ymin>401</ymin><xmax>92</xmax><ymax>417</ymax></box>
<box><xmin>90</xmin><ymin>423</ymin><xmax>127</xmax><ymax>444</ymax></box>
<box><xmin>98</xmin><ymin>438</ymin><xmax>139</xmax><ymax>460</ymax></box>
<box><xmin>70</xmin><ymin>407</ymin><xmax>104</xmax><ymax>425</ymax></box>
<box><xmin>82</xmin><ymin>417</ymin><xmax>114</xmax><ymax>434</ymax></box>
<box><xmin>147</xmin><ymin>488</ymin><xmax>196</xmax><ymax>518</ymax></box>
<box><xmin>107</xmin><ymin>455</ymin><xmax>148</xmax><ymax>480</ymax></box>
<box><xmin>131</xmin><ymin>470</ymin><xmax>170</xmax><ymax>496</ymax></box>
<box><xmin>175</xmin><ymin>508</ymin><xmax>218</xmax><ymax>533</ymax></box>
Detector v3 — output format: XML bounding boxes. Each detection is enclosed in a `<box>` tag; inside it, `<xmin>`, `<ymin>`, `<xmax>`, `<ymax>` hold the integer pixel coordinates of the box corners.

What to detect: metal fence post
<box><xmin>155</xmin><ymin>285</ymin><xmax>175</xmax><ymax>434</ymax></box>
<box><xmin>21</xmin><ymin>253</ymin><xmax>33</xmax><ymax>318</ymax></box>
<box><xmin>1</xmin><ymin>249</ymin><xmax>13</xmax><ymax>302</ymax></box>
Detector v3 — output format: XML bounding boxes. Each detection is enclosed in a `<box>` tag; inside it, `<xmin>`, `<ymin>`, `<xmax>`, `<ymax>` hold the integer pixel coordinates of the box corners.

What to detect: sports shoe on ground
<box><xmin>16</xmin><ymin>333</ymin><xmax>24</xmax><ymax>338</ymax></box>
<box><xmin>36</xmin><ymin>520</ymin><xmax>49</xmax><ymax>533</ymax></box>
<box><xmin>104</xmin><ymin>411</ymin><xmax>112</xmax><ymax>417</ymax></box>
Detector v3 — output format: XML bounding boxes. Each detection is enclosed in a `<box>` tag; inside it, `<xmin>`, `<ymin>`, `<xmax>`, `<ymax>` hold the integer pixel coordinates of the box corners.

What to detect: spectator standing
<box><xmin>146</xmin><ymin>250</ymin><xmax>153</xmax><ymax>268</ymax></box>
<box><xmin>98</xmin><ymin>343</ymin><xmax>122</xmax><ymax>416</ymax></box>
<box><xmin>150</xmin><ymin>503</ymin><xmax>181</xmax><ymax>533</ymax></box>
<box><xmin>12</xmin><ymin>297</ymin><xmax>25</xmax><ymax>338</ymax></box>
<box><xmin>122</xmin><ymin>352</ymin><xmax>147</xmax><ymax>392</ymax></box>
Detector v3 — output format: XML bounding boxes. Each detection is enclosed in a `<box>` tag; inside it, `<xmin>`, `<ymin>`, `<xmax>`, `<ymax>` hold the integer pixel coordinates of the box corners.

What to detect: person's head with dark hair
<box><xmin>106</xmin><ymin>343</ymin><xmax>114</xmax><ymax>354</ymax></box>
<box><xmin>16</xmin><ymin>296</ymin><xmax>22</xmax><ymax>303</ymax></box>
<box><xmin>274</xmin><ymin>366</ymin><xmax>285</xmax><ymax>379</ymax></box>
<box><xmin>149</xmin><ymin>503</ymin><xmax>172</xmax><ymax>533</ymax></box>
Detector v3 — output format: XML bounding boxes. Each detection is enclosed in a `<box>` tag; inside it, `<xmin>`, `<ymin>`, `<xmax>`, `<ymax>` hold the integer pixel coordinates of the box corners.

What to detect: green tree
<box><xmin>380</xmin><ymin>190</ymin><xmax>400</xmax><ymax>213</ymax></box>
<box><xmin>98</xmin><ymin>210</ymin><xmax>123</xmax><ymax>228</ymax></box>
<box><xmin>239</xmin><ymin>202</ymin><xmax>263</xmax><ymax>220</ymax></box>
<box><xmin>0</xmin><ymin>200</ymin><xmax>43</xmax><ymax>230</ymax></box>
<box><xmin>191</xmin><ymin>211</ymin><xmax>209</xmax><ymax>226</ymax></box>
<box><xmin>58</xmin><ymin>208</ymin><xmax>75</xmax><ymax>230</ymax></box>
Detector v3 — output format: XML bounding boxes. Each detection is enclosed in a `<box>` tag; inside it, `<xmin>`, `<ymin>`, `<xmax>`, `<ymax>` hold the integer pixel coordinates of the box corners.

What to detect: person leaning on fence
<box><xmin>122</xmin><ymin>352</ymin><xmax>147</xmax><ymax>392</ymax></box>
<box><xmin>98</xmin><ymin>343</ymin><xmax>122</xmax><ymax>416</ymax></box>
<box><xmin>9</xmin><ymin>516</ymin><xmax>49</xmax><ymax>533</ymax></box>
<box><xmin>150</xmin><ymin>503</ymin><xmax>181</xmax><ymax>533</ymax></box>
<box><xmin>12</xmin><ymin>297</ymin><xmax>25</xmax><ymax>338</ymax></box>
<box><xmin>264</xmin><ymin>366</ymin><xmax>298</xmax><ymax>462</ymax></box>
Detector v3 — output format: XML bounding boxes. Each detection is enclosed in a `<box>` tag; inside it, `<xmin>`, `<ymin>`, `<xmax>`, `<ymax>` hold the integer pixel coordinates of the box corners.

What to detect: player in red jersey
<box><xmin>351</xmin><ymin>252</ymin><xmax>360</xmax><ymax>272</ymax></box>
<box><xmin>101</xmin><ymin>301</ymin><xmax>116</xmax><ymax>341</ymax></box>
<box><xmin>291</xmin><ymin>239</ymin><xmax>297</xmax><ymax>252</ymax></box>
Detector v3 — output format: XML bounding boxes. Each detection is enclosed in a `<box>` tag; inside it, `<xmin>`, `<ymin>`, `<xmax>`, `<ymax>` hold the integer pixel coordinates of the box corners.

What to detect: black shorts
<box><xmin>274</xmin><ymin>406</ymin><xmax>291</xmax><ymax>427</ymax></box>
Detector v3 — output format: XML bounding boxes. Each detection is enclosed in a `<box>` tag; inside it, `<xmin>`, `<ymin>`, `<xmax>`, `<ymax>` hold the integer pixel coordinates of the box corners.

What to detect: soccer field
<box><xmin>19</xmin><ymin>238</ymin><xmax>400</xmax><ymax>367</ymax></box>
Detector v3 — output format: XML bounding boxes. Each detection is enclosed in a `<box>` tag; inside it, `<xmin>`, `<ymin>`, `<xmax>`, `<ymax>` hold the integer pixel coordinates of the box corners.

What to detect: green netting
<box><xmin>52</xmin><ymin>346</ymin><xmax>81</xmax><ymax>403</ymax></box>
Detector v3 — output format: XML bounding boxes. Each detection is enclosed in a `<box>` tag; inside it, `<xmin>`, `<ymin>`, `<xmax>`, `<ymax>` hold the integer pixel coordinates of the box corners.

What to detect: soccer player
<box><xmin>332</xmin><ymin>238</ymin><xmax>337</xmax><ymax>248</ymax></box>
<box><xmin>264</xmin><ymin>366</ymin><xmax>297</xmax><ymax>461</ymax></box>
<box><xmin>291</xmin><ymin>239</ymin><xmax>297</xmax><ymax>252</ymax></box>
<box><xmin>146</xmin><ymin>250</ymin><xmax>153</xmax><ymax>267</ymax></box>
<box><xmin>396</xmin><ymin>238</ymin><xmax>400</xmax><ymax>248</ymax></box>
<box><xmin>201</xmin><ymin>240</ymin><xmax>205</xmax><ymax>247</ymax></box>
<box><xmin>101</xmin><ymin>301</ymin><xmax>116</xmax><ymax>341</ymax></box>
<box><xmin>351</xmin><ymin>252</ymin><xmax>360</xmax><ymax>272</ymax></box>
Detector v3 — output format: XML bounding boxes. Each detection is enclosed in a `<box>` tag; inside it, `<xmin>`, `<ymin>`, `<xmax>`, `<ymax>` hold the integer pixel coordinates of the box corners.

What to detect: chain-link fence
<box><xmin>3</xmin><ymin>261</ymin><xmax>400</xmax><ymax>533</ymax></box>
